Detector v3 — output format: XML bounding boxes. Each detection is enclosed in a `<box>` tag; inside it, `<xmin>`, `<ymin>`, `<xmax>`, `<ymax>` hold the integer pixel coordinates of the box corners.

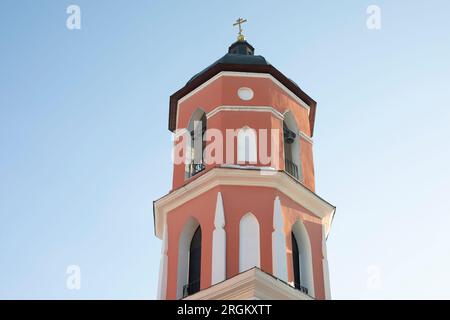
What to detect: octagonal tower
<box><xmin>153</xmin><ymin>36</ymin><xmax>335</xmax><ymax>300</ymax></box>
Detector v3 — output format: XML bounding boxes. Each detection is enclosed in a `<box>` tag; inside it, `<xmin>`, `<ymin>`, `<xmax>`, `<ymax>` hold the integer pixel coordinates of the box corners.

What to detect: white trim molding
<box><xmin>206</xmin><ymin>105</ymin><xmax>284</xmax><ymax>120</ymax></box>
<box><xmin>156</xmin><ymin>222</ymin><xmax>168</xmax><ymax>299</ymax></box>
<box><xmin>153</xmin><ymin>168</ymin><xmax>336</xmax><ymax>240</ymax></box>
<box><xmin>298</xmin><ymin>131</ymin><xmax>313</xmax><ymax>144</ymax></box>
<box><xmin>321</xmin><ymin>223</ymin><xmax>332</xmax><ymax>299</ymax></box>
<box><xmin>219</xmin><ymin>164</ymin><xmax>276</xmax><ymax>172</ymax></box>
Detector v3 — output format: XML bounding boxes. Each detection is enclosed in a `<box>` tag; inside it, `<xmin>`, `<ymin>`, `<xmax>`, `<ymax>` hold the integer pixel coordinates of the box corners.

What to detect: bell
<box><xmin>283</xmin><ymin>124</ymin><xmax>296</xmax><ymax>144</ymax></box>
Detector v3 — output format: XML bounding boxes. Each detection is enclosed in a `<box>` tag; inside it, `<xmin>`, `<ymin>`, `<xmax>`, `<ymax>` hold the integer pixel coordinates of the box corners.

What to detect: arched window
<box><xmin>239</xmin><ymin>213</ymin><xmax>260</xmax><ymax>272</ymax></box>
<box><xmin>291</xmin><ymin>232</ymin><xmax>301</xmax><ymax>290</ymax></box>
<box><xmin>177</xmin><ymin>218</ymin><xmax>201</xmax><ymax>298</ymax></box>
<box><xmin>291</xmin><ymin>220</ymin><xmax>314</xmax><ymax>296</ymax></box>
<box><xmin>237</xmin><ymin>127</ymin><xmax>257</xmax><ymax>164</ymax></box>
<box><xmin>283</xmin><ymin>112</ymin><xmax>301</xmax><ymax>180</ymax></box>
<box><xmin>187</xmin><ymin>226</ymin><xmax>202</xmax><ymax>295</ymax></box>
<box><xmin>186</xmin><ymin>109</ymin><xmax>207</xmax><ymax>178</ymax></box>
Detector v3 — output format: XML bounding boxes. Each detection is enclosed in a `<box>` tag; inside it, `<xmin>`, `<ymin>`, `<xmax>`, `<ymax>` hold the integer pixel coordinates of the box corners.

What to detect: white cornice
<box><xmin>153</xmin><ymin>167</ymin><xmax>335</xmax><ymax>239</ymax></box>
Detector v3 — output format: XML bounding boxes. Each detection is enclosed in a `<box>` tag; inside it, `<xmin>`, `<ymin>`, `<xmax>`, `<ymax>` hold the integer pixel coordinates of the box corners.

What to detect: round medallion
<box><xmin>237</xmin><ymin>87</ymin><xmax>254</xmax><ymax>101</ymax></box>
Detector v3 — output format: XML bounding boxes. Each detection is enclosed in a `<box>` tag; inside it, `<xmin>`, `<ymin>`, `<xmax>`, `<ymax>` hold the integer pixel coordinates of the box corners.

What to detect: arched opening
<box><xmin>283</xmin><ymin>112</ymin><xmax>301</xmax><ymax>180</ymax></box>
<box><xmin>291</xmin><ymin>219</ymin><xmax>314</xmax><ymax>296</ymax></box>
<box><xmin>239</xmin><ymin>213</ymin><xmax>260</xmax><ymax>272</ymax></box>
<box><xmin>237</xmin><ymin>126</ymin><xmax>257</xmax><ymax>164</ymax></box>
<box><xmin>187</xmin><ymin>226</ymin><xmax>201</xmax><ymax>295</ymax></box>
<box><xmin>291</xmin><ymin>232</ymin><xmax>301</xmax><ymax>290</ymax></box>
<box><xmin>177</xmin><ymin>217</ymin><xmax>201</xmax><ymax>298</ymax></box>
<box><xmin>186</xmin><ymin>109</ymin><xmax>207</xmax><ymax>178</ymax></box>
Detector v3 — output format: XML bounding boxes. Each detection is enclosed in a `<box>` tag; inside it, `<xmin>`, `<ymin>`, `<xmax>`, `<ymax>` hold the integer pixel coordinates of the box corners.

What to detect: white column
<box><xmin>212</xmin><ymin>192</ymin><xmax>226</xmax><ymax>285</ymax></box>
<box><xmin>322</xmin><ymin>223</ymin><xmax>332</xmax><ymax>299</ymax></box>
<box><xmin>272</xmin><ymin>196</ymin><xmax>288</xmax><ymax>282</ymax></box>
<box><xmin>157</xmin><ymin>222</ymin><xmax>168</xmax><ymax>299</ymax></box>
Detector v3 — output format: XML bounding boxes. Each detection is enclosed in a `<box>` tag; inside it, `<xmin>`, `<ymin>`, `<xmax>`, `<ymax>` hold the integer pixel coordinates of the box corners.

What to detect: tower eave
<box><xmin>153</xmin><ymin>168</ymin><xmax>335</xmax><ymax>239</ymax></box>
<box><xmin>168</xmin><ymin>63</ymin><xmax>317</xmax><ymax>136</ymax></box>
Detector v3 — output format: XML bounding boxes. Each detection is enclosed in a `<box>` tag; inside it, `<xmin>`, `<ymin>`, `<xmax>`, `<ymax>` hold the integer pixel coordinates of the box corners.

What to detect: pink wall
<box><xmin>163</xmin><ymin>74</ymin><xmax>325</xmax><ymax>300</ymax></box>
<box><xmin>164</xmin><ymin>186</ymin><xmax>326</xmax><ymax>300</ymax></box>
<box><xmin>171</xmin><ymin>75</ymin><xmax>315</xmax><ymax>191</ymax></box>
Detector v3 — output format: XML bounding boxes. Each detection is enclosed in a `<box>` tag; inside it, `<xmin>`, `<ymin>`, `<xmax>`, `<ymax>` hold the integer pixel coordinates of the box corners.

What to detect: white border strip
<box><xmin>207</xmin><ymin>105</ymin><xmax>284</xmax><ymax>120</ymax></box>
<box><xmin>154</xmin><ymin>168</ymin><xmax>335</xmax><ymax>239</ymax></box>
<box><xmin>299</xmin><ymin>131</ymin><xmax>314</xmax><ymax>144</ymax></box>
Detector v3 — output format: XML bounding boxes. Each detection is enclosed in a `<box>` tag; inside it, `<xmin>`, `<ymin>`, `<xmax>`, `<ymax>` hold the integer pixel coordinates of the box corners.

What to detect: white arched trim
<box><xmin>239</xmin><ymin>213</ymin><xmax>260</xmax><ymax>272</ymax></box>
<box><xmin>177</xmin><ymin>217</ymin><xmax>200</xmax><ymax>299</ymax></box>
<box><xmin>188</xmin><ymin>108</ymin><xmax>207</xmax><ymax>132</ymax></box>
<box><xmin>237</xmin><ymin>126</ymin><xmax>257</xmax><ymax>164</ymax></box>
<box><xmin>292</xmin><ymin>219</ymin><xmax>315</xmax><ymax>297</ymax></box>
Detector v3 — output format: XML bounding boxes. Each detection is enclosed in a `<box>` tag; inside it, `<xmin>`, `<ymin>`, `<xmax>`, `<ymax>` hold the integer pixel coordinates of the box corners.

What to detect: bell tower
<box><xmin>153</xmin><ymin>21</ymin><xmax>335</xmax><ymax>300</ymax></box>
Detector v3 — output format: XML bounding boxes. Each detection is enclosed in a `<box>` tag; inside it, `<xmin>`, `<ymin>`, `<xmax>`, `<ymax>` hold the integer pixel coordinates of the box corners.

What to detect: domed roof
<box><xmin>168</xmin><ymin>40</ymin><xmax>318</xmax><ymax>136</ymax></box>
<box><xmin>188</xmin><ymin>41</ymin><xmax>270</xmax><ymax>83</ymax></box>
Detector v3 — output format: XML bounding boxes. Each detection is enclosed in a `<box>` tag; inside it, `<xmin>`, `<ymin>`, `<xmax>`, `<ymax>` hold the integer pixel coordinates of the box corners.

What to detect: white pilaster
<box><xmin>157</xmin><ymin>222</ymin><xmax>168</xmax><ymax>299</ymax></box>
<box><xmin>212</xmin><ymin>192</ymin><xmax>226</xmax><ymax>284</ymax></box>
<box><xmin>322</xmin><ymin>223</ymin><xmax>332</xmax><ymax>299</ymax></box>
<box><xmin>272</xmin><ymin>196</ymin><xmax>288</xmax><ymax>282</ymax></box>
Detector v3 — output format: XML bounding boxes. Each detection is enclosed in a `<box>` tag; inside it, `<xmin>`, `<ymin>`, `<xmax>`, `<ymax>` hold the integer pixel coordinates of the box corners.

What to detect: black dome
<box><xmin>188</xmin><ymin>40</ymin><xmax>270</xmax><ymax>83</ymax></box>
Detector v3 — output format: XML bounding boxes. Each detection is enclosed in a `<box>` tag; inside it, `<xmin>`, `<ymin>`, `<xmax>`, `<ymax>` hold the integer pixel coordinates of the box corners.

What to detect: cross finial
<box><xmin>233</xmin><ymin>17</ymin><xmax>247</xmax><ymax>42</ymax></box>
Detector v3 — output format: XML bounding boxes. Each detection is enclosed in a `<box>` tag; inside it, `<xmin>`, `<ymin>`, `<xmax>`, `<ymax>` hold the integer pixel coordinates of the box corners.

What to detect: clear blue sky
<box><xmin>1</xmin><ymin>0</ymin><xmax>450</xmax><ymax>299</ymax></box>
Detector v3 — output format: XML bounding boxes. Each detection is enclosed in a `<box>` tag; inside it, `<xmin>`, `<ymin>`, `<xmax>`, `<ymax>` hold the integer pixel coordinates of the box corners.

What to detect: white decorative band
<box><xmin>298</xmin><ymin>131</ymin><xmax>313</xmax><ymax>144</ymax></box>
<box><xmin>206</xmin><ymin>105</ymin><xmax>284</xmax><ymax>120</ymax></box>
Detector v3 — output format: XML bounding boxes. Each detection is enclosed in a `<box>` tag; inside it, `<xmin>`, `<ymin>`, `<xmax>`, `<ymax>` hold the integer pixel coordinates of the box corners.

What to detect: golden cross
<box><xmin>233</xmin><ymin>17</ymin><xmax>247</xmax><ymax>41</ymax></box>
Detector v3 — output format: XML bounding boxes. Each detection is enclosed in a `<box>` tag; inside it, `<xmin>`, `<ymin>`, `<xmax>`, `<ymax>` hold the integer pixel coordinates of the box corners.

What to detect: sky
<box><xmin>1</xmin><ymin>0</ymin><xmax>450</xmax><ymax>299</ymax></box>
